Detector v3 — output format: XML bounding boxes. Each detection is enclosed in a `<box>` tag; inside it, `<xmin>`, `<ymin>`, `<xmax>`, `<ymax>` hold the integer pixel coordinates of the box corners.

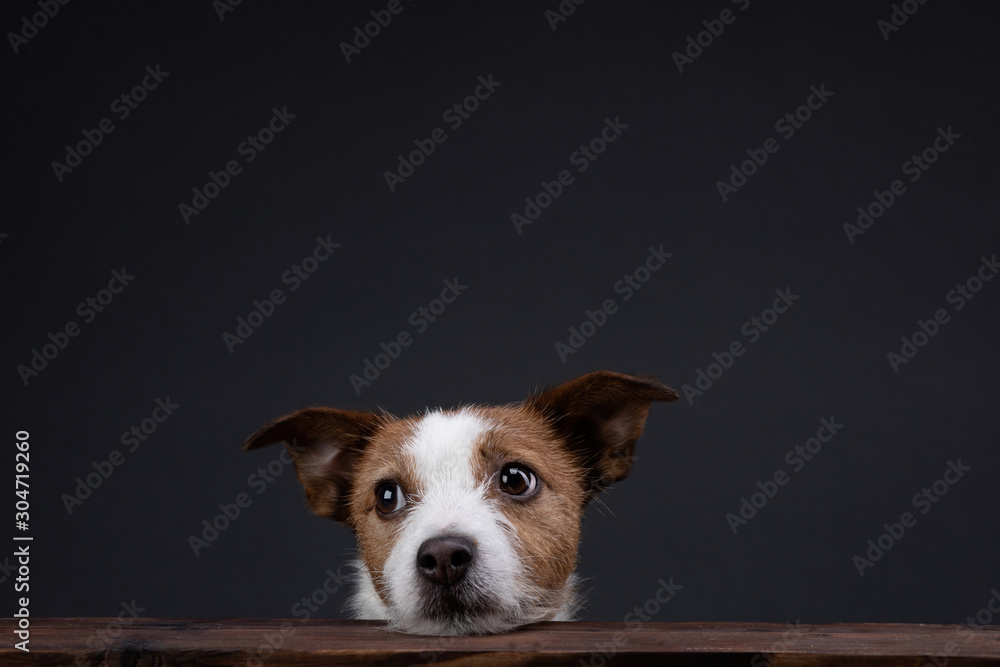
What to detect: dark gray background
<box><xmin>2</xmin><ymin>0</ymin><xmax>998</xmax><ymax>625</ymax></box>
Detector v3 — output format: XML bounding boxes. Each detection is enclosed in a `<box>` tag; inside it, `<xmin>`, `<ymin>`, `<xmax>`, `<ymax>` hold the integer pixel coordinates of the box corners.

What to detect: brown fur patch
<box><xmin>470</xmin><ymin>406</ymin><xmax>586</xmax><ymax>599</ymax></box>
<box><xmin>348</xmin><ymin>415</ymin><xmax>424</xmax><ymax>605</ymax></box>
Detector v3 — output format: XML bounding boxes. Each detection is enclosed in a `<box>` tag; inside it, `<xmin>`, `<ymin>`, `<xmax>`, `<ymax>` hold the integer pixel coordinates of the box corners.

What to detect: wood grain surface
<box><xmin>1</xmin><ymin>619</ymin><xmax>999</xmax><ymax>666</ymax></box>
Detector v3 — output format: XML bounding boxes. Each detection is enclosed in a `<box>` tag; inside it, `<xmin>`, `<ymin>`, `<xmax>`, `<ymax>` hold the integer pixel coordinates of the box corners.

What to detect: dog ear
<box><xmin>525</xmin><ymin>370</ymin><xmax>678</xmax><ymax>502</ymax></box>
<box><xmin>243</xmin><ymin>407</ymin><xmax>384</xmax><ymax>524</ymax></box>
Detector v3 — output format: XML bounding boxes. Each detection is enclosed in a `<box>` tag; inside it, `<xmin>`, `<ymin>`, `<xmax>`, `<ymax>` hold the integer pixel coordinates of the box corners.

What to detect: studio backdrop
<box><xmin>3</xmin><ymin>0</ymin><xmax>998</xmax><ymax>627</ymax></box>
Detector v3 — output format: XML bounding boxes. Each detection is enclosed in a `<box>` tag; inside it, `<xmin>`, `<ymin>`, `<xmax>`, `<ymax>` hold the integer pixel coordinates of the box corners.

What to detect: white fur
<box><xmin>347</xmin><ymin>559</ymin><xmax>387</xmax><ymax>619</ymax></box>
<box><xmin>347</xmin><ymin>408</ymin><xmax>578</xmax><ymax>635</ymax></box>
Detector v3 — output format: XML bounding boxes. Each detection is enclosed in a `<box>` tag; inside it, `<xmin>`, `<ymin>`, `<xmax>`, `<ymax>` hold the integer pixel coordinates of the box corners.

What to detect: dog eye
<box><xmin>499</xmin><ymin>464</ymin><xmax>537</xmax><ymax>496</ymax></box>
<box><xmin>375</xmin><ymin>481</ymin><xmax>406</xmax><ymax>515</ymax></box>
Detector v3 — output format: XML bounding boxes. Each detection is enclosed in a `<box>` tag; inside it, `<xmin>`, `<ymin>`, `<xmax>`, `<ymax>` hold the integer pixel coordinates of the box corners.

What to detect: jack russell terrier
<box><xmin>244</xmin><ymin>370</ymin><xmax>677</xmax><ymax>635</ymax></box>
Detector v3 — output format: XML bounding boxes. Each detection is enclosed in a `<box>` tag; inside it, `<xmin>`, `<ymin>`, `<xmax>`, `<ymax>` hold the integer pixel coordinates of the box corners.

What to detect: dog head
<box><xmin>243</xmin><ymin>370</ymin><xmax>677</xmax><ymax>635</ymax></box>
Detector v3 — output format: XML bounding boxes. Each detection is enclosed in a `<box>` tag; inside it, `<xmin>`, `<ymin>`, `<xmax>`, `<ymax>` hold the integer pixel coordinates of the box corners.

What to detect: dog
<box><xmin>243</xmin><ymin>370</ymin><xmax>678</xmax><ymax>635</ymax></box>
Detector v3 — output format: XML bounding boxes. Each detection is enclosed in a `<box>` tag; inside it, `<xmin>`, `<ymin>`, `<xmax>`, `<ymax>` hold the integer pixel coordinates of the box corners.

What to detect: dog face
<box><xmin>244</xmin><ymin>370</ymin><xmax>677</xmax><ymax>635</ymax></box>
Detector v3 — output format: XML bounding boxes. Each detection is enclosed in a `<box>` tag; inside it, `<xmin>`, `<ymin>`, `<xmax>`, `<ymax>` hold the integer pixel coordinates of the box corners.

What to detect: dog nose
<box><xmin>416</xmin><ymin>536</ymin><xmax>475</xmax><ymax>586</ymax></box>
